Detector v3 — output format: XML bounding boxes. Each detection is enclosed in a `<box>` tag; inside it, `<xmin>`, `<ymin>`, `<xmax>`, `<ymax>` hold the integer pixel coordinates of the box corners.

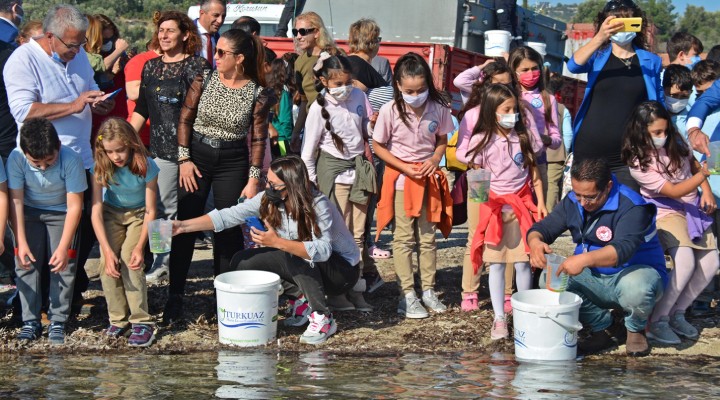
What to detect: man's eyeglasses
<box><xmin>573</xmin><ymin>191</ymin><xmax>604</xmax><ymax>203</ymax></box>
<box><xmin>262</xmin><ymin>176</ymin><xmax>286</xmax><ymax>191</ymax></box>
<box><xmin>292</xmin><ymin>28</ymin><xmax>316</xmax><ymax>37</ymax></box>
<box><xmin>157</xmin><ymin>95</ymin><xmax>180</xmax><ymax>105</ymax></box>
<box><xmin>603</xmin><ymin>0</ymin><xmax>639</xmax><ymax>12</ymax></box>
<box><xmin>215</xmin><ymin>48</ymin><xmax>236</xmax><ymax>58</ymax></box>
<box><xmin>54</xmin><ymin>35</ymin><xmax>87</xmax><ymax>50</ymax></box>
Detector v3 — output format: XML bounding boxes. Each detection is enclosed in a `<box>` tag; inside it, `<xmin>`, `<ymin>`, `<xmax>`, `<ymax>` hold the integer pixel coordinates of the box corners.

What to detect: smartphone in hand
<box><xmin>614</xmin><ymin>17</ymin><xmax>642</xmax><ymax>32</ymax></box>
<box><xmin>245</xmin><ymin>216</ymin><xmax>266</xmax><ymax>232</ymax></box>
<box><xmin>100</xmin><ymin>88</ymin><xmax>123</xmax><ymax>102</ymax></box>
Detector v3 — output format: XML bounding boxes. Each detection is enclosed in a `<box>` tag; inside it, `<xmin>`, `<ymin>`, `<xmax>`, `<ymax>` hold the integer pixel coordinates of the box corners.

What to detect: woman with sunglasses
<box><xmin>289</xmin><ymin>11</ymin><xmax>340</xmax><ymax>153</ymax></box>
<box><xmin>166</xmin><ymin>29</ymin><xmax>276</xmax><ymax>324</ymax></box>
<box><xmin>130</xmin><ymin>11</ymin><xmax>209</xmax><ymax>285</ymax></box>
<box><xmin>566</xmin><ymin>0</ymin><xmax>662</xmax><ymax>192</ymax></box>
<box><xmin>172</xmin><ymin>156</ymin><xmax>361</xmax><ymax>345</ymax></box>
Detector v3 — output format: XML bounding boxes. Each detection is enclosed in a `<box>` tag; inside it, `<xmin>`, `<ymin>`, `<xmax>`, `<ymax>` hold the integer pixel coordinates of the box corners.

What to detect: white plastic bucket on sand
<box><xmin>526</xmin><ymin>41</ymin><xmax>547</xmax><ymax>57</ymax></box>
<box><xmin>214</xmin><ymin>270</ymin><xmax>281</xmax><ymax>346</ymax></box>
<box><xmin>484</xmin><ymin>30</ymin><xmax>512</xmax><ymax>56</ymax></box>
<box><xmin>511</xmin><ymin>289</ymin><xmax>583</xmax><ymax>361</ymax></box>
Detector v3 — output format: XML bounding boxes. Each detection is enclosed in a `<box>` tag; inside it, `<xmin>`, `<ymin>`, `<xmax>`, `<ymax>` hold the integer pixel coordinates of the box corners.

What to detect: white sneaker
<box><xmin>299</xmin><ymin>312</ymin><xmax>337</xmax><ymax>345</ymax></box>
<box><xmin>490</xmin><ymin>316</ymin><xmax>509</xmax><ymax>340</ymax></box>
<box><xmin>422</xmin><ymin>289</ymin><xmax>447</xmax><ymax>313</ymax></box>
<box><xmin>398</xmin><ymin>293</ymin><xmax>429</xmax><ymax>319</ymax></box>
<box><xmin>284</xmin><ymin>296</ymin><xmax>311</xmax><ymax>327</ymax></box>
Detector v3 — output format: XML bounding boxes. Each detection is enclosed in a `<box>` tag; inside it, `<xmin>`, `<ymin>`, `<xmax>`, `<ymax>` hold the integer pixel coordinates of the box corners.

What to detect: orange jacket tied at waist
<box><xmin>376</xmin><ymin>163</ymin><xmax>453</xmax><ymax>241</ymax></box>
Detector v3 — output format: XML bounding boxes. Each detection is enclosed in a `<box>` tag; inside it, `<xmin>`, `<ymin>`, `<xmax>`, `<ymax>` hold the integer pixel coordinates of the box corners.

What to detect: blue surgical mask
<box><xmin>610</xmin><ymin>31</ymin><xmax>636</xmax><ymax>46</ymax></box>
<box><xmin>51</xmin><ymin>51</ymin><xmax>64</xmax><ymax>63</ymax></box>
<box><xmin>687</xmin><ymin>55</ymin><xmax>702</xmax><ymax>70</ymax></box>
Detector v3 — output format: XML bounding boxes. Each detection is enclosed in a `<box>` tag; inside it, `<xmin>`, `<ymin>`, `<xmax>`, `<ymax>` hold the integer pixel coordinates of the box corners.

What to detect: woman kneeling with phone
<box><xmin>172</xmin><ymin>156</ymin><xmax>360</xmax><ymax>345</ymax></box>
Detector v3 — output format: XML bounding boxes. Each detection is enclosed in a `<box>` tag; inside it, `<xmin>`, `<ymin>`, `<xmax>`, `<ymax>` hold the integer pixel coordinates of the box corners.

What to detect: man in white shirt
<box><xmin>3</xmin><ymin>4</ymin><xmax>114</xmax><ymax>310</ymax></box>
<box><xmin>195</xmin><ymin>0</ymin><xmax>227</xmax><ymax>67</ymax></box>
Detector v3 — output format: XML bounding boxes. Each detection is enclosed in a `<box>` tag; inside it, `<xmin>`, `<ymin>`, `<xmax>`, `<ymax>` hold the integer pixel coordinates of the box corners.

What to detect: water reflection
<box><xmin>0</xmin><ymin>351</ymin><xmax>719</xmax><ymax>398</ymax></box>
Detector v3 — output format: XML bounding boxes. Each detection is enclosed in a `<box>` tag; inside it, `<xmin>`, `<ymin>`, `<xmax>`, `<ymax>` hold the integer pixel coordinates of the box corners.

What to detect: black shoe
<box><xmin>578</xmin><ymin>329</ymin><xmax>616</xmax><ymax>355</ymax></box>
<box><xmin>162</xmin><ymin>294</ymin><xmax>184</xmax><ymax>325</ymax></box>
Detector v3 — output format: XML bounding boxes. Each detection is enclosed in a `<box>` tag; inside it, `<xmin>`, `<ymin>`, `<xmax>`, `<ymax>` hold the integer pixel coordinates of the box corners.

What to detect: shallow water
<box><xmin>1</xmin><ymin>351</ymin><xmax>719</xmax><ymax>399</ymax></box>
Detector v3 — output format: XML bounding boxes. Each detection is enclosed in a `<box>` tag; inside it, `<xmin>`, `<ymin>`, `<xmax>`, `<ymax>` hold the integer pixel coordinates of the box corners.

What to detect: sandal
<box><xmin>369</xmin><ymin>244</ymin><xmax>391</xmax><ymax>259</ymax></box>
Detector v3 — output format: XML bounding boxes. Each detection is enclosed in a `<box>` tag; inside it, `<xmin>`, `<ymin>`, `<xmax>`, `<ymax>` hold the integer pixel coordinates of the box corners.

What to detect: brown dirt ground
<box><xmin>1</xmin><ymin>227</ymin><xmax>719</xmax><ymax>358</ymax></box>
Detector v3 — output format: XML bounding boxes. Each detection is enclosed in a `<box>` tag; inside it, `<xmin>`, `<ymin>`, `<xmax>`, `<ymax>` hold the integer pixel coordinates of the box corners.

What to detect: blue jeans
<box><xmin>542</xmin><ymin>265</ymin><xmax>664</xmax><ymax>332</ymax></box>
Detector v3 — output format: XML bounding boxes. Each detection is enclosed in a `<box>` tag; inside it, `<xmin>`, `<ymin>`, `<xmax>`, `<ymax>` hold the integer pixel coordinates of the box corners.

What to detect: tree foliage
<box><xmin>678</xmin><ymin>6</ymin><xmax>720</xmax><ymax>50</ymax></box>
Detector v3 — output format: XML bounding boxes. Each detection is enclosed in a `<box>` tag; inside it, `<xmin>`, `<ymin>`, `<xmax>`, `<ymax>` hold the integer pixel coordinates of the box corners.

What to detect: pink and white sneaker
<box><xmin>299</xmin><ymin>312</ymin><xmax>337</xmax><ymax>345</ymax></box>
<box><xmin>285</xmin><ymin>296</ymin><xmax>311</xmax><ymax>327</ymax></box>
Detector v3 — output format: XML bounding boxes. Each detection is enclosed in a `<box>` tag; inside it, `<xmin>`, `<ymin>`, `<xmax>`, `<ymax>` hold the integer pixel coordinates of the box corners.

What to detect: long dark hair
<box><xmin>508</xmin><ymin>46</ymin><xmax>554</xmax><ymax>127</ymax></box>
<box><xmin>392</xmin><ymin>52</ymin><xmax>447</xmax><ymax>127</ymax></box>
<box><xmin>268</xmin><ymin>58</ymin><xmax>290</xmax><ymax>115</ymax></box>
<box><xmin>260</xmin><ymin>156</ymin><xmax>321</xmax><ymax>241</ymax></box>
<box><xmin>468</xmin><ymin>83</ymin><xmax>535</xmax><ymax>171</ymax></box>
<box><xmin>458</xmin><ymin>59</ymin><xmax>516</xmax><ymax>121</ymax></box>
<box><xmin>621</xmin><ymin>101</ymin><xmax>689</xmax><ymax>176</ymax></box>
<box><xmin>222</xmin><ymin>29</ymin><xmax>266</xmax><ymax>86</ymax></box>
<box><xmin>313</xmin><ymin>54</ymin><xmax>353</xmax><ymax>153</ymax></box>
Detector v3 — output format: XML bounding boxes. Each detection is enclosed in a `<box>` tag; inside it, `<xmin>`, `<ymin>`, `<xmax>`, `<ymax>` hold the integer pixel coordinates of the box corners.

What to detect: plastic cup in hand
<box><xmin>545</xmin><ymin>253</ymin><xmax>568</xmax><ymax>292</ymax></box>
<box><xmin>149</xmin><ymin>219</ymin><xmax>172</xmax><ymax>254</ymax></box>
<box><xmin>708</xmin><ymin>142</ymin><xmax>720</xmax><ymax>175</ymax></box>
<box><xmin>467</xmin><ymin>168</ymin><xmax>492</xmax><ymax>203</ymax></box>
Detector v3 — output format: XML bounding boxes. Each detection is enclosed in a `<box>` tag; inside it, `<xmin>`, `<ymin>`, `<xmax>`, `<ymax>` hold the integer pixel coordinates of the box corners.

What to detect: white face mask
<box><xmin>610</xmin><ymin>31</ymin><xmax>636</xmax><ymax>46</ymax></box>
<box><xmin>652</xmin><ymin>135</ymin><xmax>667</xmax><ymax>149</ymax></box>
<box><xmin>665</xmin><ymin>96</ymin><xmax>689</xmax><ymax>114</ymax></box>
<box><xmin>497</xmin><ymin>113</ymin><xmax>519</xmax><ymax>129</ymax></box>
<box><xmin>402</xmin><ymin>90</ymin><xmax>429</xmax><ymax>108</ymax></box>
<box><xmin>328</xmin><ymin>85</ymin><xmax>352</xmax><ymax>102</ymax></box>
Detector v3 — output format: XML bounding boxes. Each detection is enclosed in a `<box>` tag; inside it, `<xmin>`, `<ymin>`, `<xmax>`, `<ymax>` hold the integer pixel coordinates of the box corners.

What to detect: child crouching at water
<box><xmin>91</xmin><ymin>118</ymin><xmax>159</xmax><ymax>347</ymax></box>
<box><xmin>372</xmin><ymin>52</ymin><xmax>455</xmax><ymax>319</ymax></box>
<box><xmin>622</xmin><ymin>101</ymin><xmax>719</xmax><ymax>345</ymax></box>
<box><xmin>456</xmin><ymin>83</ymin><xmax>547</xmax><ymax>340</ymax></box>
<box><xmin>9</xmin><ymin>118</ymin><xmax>86</xmax><ymax>345</ymax></box>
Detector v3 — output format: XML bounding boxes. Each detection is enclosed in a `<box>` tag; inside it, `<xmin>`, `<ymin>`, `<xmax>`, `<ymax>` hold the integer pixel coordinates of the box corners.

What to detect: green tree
<box><xmin>678</xmin><ymin>5</ymin><xmax>720</xmax><ymax>50</ymax></box>
<box><xmin>572</xmin><ymin>0</ymin><xmax>604</xmax><ymax>23</ymax></box>
<box><xmin>639</xmin><ymin>0</ymin><xmax>676</xmax><ymax>43</ymax></box>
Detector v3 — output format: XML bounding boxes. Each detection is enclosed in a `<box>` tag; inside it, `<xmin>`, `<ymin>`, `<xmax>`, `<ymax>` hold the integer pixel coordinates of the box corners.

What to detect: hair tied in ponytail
<box><xmin>313</xmin><ymin>51</ymin><xmax>332</xmax><ymax>72</ymax></box>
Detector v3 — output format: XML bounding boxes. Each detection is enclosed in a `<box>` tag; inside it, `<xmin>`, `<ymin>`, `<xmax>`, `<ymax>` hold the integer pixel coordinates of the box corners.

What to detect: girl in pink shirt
<box><xmin>300</xmin><ymin>53</ymin><xmax>376</xmax><ymax>313</ymax></box>
<box><xmin>456</xmin><ymin>83</ymin><xmax>547</xmax><ymax>340</ymax></box>
<box><xmin>508</xmin><ymin>47</ymin><xmax>561</xmax><ymax>200</ymax></box>
<box><xmin>622</xmin><ymin>101</ymin><xmax>718</xmax><ymax>345</ymax></box>
<box><xmin>372</xmin><ymin>52</ymin><xmax>454</xmax><ymax>319</ymax></box>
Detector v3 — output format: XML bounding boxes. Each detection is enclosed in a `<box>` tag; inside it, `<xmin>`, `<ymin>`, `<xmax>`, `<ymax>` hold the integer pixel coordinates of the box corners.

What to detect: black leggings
<box><xmin>230</xmin><ymin>248</ymin><xmax>359</xmax><ymax>315</ymax></box>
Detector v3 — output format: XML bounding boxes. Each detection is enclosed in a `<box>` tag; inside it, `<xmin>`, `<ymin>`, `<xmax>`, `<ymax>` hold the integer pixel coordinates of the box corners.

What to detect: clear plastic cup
<box><xmin>708</xmin><ymin>142</ymin><xmax>720</xmax><ymax>175</ymax></box>
<box><xmin>467</xmin><ymin>168</ymin><xmax>492</xmax><ymax>203</ymax></box>
<box><xmin>545</xmin><ymin>253</ymin><xmax>568</xmax><ymax>292</ymax></box>
<box><xmin>148</xmin><ymin>219</ymin><xmax>173</xmax><ymax>254</ymax></box>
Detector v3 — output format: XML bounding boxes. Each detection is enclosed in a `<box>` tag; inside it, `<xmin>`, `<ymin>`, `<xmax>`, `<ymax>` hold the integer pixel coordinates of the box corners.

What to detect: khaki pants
<box><xmin>546</xmin><ymin>161</ymin><xmax>564</xmax><ymax>212</ymax></box>
<box><xmin>99</xmin><ymin>205</ymin><xmax>152</xmax><ymax>327</ymax></box>
<box><xmin>462</xmin><ymin>199</ymin><xmax>481</xmax><ymax>293</ymax></box>
<box><xmin>537</xmin><ymin>162</ymin><xmax>548</xmax><ymax>202</ymax></box>
<box><xmin>334</xmin><ymin>183</ymin><xmax>374</xmax><ymax>274</ymax></box>
<box><xmin>393</xmin><ymin>190</ymin><xmax>437</xmax><ymax>294</ymax></box>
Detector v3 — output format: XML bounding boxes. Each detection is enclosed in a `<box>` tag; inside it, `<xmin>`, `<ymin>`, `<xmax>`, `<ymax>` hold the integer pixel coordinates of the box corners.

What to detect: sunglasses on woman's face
<box><xmin>292</xmin><ymin>28</ymin><xmax>316</xmax><ymax>37</ymax></box>
<box><xmin>603</xmin><ymin>0</ymin><xmax>639</xmax><ymax>12</ymax></box>
<box><xmin>215</xmin><ymin>47</ymin><xmax>236</xmax><ymax>58</ymax></box>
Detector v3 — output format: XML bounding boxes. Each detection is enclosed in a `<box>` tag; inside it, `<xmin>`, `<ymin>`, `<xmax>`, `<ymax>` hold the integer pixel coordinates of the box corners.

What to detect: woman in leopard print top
<box><xmin>169</xmin><ymin>29</ymin><xmax>276</xmax><ymax>316</ymax></box>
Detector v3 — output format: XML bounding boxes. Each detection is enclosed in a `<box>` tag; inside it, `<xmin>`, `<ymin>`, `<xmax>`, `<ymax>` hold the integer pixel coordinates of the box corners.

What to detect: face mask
<box><xmin>665</xmin><ymin>96</ymin><xmax>689</xmax><ymax>114</ymax></box>
<box><xmin>265</xmin><ymin>186</ymin><xmax>286</xmax><ymax>205</ymax></box>
<box><xmin>328</xmin><ymin>85</ymin><xmax>352</xmax><ymax>102</ymax></box>
<box><xmin>402</xmin><ymin>90</ymin><xmax>429</xmax><ymax>108</ymax></box>
<box><xmin>497</xmin><ymin>113</ymin><xmax>519</xmax><ymax>129</ymax></box>
<box><xmin>687</xmin><ymin>55</ymin><xmax>702</xmax><ymax>70</ymax></box>
<box><xmin>518</xmin><ymin>70</ymin><xmax>541</xmax><ymax>89</ymax></box>
<box><xmin>652</xmin><ymin>136</ymin><xmax>667</xmax><ymax>149</ymax></box>
<box><xmin>610</xmin><ymin>31</ymin><xmax>636</xmax><ymax>46</ymax></box>
<box><xmin>101</xmin><ymin>40</ymin><xmax>114</xmax><ymax>53</ymax></box>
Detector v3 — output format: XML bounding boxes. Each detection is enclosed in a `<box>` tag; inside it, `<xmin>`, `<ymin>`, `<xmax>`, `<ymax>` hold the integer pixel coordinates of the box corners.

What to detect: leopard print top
<box><xmin>193</xmin><ymin>70</ymin><xmax>260</xmax><ymax>141</ymax></box>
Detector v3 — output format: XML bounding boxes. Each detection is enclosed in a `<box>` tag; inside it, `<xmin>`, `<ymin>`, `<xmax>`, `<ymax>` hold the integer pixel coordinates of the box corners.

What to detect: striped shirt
<box><xmin>208</xmin><ymin>190</ymin><xmax>360</xmax><ymax>266</ymax></box>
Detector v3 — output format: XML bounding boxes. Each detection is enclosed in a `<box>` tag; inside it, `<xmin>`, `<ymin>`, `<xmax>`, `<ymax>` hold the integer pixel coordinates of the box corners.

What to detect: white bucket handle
<box><xmin>540</xmin><ymin>310</ymin><xmax>583</xmax><ymax>333</ymax></box>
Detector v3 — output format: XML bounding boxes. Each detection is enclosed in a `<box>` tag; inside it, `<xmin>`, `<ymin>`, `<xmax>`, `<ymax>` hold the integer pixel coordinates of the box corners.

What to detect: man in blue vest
<box><xmin>0</xmin><ymin>0</ymin><xmax>23</xmax><ymax>45</ymax></box>
<box><xmin>527</xmin><ymin>157</ymin><xmax>667</xmax><ymax>357</ymax></box>
<box><xmin>195</xmin><ymin>0</ymin><xmax>226</xmax><ymax>68</ymax></box>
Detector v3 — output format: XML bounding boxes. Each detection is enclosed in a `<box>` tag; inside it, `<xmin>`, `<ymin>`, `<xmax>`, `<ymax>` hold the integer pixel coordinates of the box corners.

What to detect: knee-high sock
<box><xmin>489</xmin><ymin>263</ymin><xmax>506</xmax><ymax>318</ymax></box>
<box><xmin>514</xmin><ymin>262</ymin><xmax>532</xmax><ymax>291</ymax></box>
<box><xmin>652</xmin><ymin>247</ymin><xmax>695</xmax><ymax>321</ymax></box>
<box><xmin>672</xmin><ymin>249</ymin><xmax>720</xmax><ymax>313</ymax></box>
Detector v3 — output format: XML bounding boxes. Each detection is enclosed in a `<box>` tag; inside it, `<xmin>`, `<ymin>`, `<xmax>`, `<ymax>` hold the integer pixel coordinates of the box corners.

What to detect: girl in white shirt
<box><xmin>301</xmin><ymin>52</ymin><xmax>376</xmax><ymax>312</ymax></box>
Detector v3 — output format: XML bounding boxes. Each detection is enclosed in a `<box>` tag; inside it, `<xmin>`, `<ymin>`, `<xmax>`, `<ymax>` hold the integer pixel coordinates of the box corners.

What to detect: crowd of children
<box><xmin>2</xmin><ymin>2</ymin><xmax>720</xmax><ymax>351</ymax></box>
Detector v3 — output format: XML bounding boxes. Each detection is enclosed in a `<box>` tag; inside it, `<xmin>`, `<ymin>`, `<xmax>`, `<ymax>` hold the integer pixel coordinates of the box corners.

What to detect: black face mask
<box><xmin>265</xmin><ymin>186</ymin><xmax>286</xmax><ymax>205</ymax></box>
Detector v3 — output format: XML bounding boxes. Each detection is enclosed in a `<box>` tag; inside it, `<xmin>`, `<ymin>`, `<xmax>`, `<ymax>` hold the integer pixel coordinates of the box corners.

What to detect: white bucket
<box><xmin>484</xmin><ymin>30</ymin><xmax>512</xmax><ymax>56</ymax></box>
<box><xmin>526</xmin><ymin>41</ymin><xmax>547</xmax><ymax>57</ymax></box>
<box><xmin>214</xmin><ymin>270</ymin><xmax>281</xmax><ymax>346</ymax></box>
<box><xmin>511</xmin><ymin>289</ymin><xmax>583</xmax><ymax>361</ymax></box>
